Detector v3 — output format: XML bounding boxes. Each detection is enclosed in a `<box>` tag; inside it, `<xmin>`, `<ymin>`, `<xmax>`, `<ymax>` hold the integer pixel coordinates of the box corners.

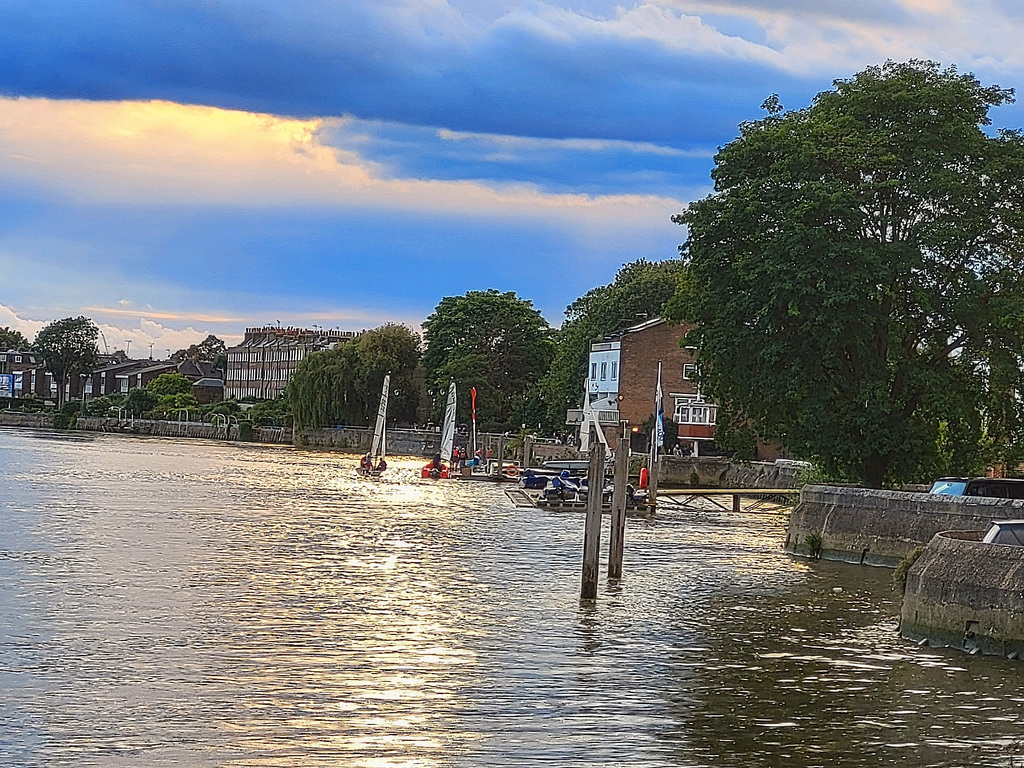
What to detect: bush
<box><xmin>893</xmin><ymin>547</ymin><xmax>925</xmax><ymax>594</ymax></box>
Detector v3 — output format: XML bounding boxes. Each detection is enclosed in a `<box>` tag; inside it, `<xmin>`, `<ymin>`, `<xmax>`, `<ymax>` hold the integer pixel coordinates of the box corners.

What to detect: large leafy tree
<box><xmin>290</xmin><ymin>323</ymin><xmax>421</xmax><ymax>430</ymax></box>
<box><xmin>542</xmin><ymin>259</ymin><xmax>684</xmax><ymax>428</ymax></box>
<box><xmin>0</xmin><ymin>327</ymin><xmax>30</xmax><ymax>350</ymax></box>
<box><xmin>34</xmin><ymin>316</ymin><xmax>100</xmax><ymax>406</ymax></box>
<box><xmin>422</xmin><ymin>290</ymin><xmax>553</xmax><ymax>431</ymax></box>
<box><xmin>171</xmin><ymin>335</ymin><xmax>226</xmax><ymax>362</ymax></box>
<box><xmin>667</xmin><ymin>61</ymin><xmax>1024</xmax><ymax>487</ymax></box>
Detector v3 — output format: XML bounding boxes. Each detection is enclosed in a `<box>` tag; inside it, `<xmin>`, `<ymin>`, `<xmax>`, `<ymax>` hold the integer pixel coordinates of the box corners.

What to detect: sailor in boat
<box><xmin>421</xmin><ymin>452</ymin><xmax>448</xmax><ymax>479</ymax></box>
<box><xmin>359</xmin><ymin>453</ymin><xmax>373</xmax><ymax>472</ymax></box>
<box><xmin>375</xmin><ymin>457</ymin><xmax>387</xmax><ymax>473</ymax></box>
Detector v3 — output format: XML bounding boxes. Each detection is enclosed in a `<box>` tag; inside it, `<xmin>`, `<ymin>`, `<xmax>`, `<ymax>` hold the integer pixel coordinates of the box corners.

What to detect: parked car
<box><xmin>929</xmin><ymin>477</ymin><xmax>1024</xmax><ymax>500</ymax></box>
<box><xmin>982</xmin><ymin>520</ymin><xmax>1024</xmax><ymax>546</ymax></box>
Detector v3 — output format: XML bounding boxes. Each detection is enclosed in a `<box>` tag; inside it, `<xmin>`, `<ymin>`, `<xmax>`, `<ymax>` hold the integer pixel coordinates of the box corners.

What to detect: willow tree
<box><xmin>667</xmin><ymin>61</ymin><xmax>1024</xmax><ymax>487</ymax></box>
<box><xmin>289</xmin><ymin>323</ymin><xmax>420</xmax><ymax>430</ymax></box>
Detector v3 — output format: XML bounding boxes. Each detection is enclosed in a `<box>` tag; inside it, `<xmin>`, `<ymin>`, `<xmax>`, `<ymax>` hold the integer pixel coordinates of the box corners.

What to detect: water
<box><xmin>2</xmin><ymin>428</ymin><xmax>1023</xmax><ymax>767</ymax></box>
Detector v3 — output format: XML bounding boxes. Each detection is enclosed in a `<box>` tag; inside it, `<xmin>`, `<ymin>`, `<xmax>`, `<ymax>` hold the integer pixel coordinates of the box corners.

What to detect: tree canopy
<box><xmin>666</xmin><ymin>61</ymin><xmax>1024</xmax><ymax>487</ymax></box>
<box><xmin>33</xmin><ymin>316</ymin><xmax>100</xmax><ymax>406</ymax></box>
<box><xmin>422</xmin><ymin>290</ymin><xmax>553</xmax><ymax>431</ymax></box>
<box><xmin>0</xmin><ymin>327</ymin><xmax>30</xmax><ymax>350</ymax></box>
<box><xmin>171</xmin><ymin>335</ymin><xmax>226</xmax><ymax>362</ymax></box>
<box><xmin>147</xmin><ymin>372</ymin><xmax>193</xmax><ymax>397</ymax></box>
<box><xmin>289</xmin><ymin>323</ymin><xmax>421</xmax><ymax>430</ymax></box>
<box><xmin>542</xmin><ymin>259</ymin><xmax>684</xmax><ymax>429</ymax></box>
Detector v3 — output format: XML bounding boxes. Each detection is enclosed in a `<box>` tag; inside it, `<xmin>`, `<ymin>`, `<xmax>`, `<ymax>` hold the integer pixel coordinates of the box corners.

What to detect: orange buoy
<box><xmin>639</xmin><ymin>466</ymin><xmax>649</xmax><ymax>489</ymax></box>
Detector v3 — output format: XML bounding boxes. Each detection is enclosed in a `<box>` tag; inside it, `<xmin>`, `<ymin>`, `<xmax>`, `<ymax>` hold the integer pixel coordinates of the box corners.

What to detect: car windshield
<box><xmin>982</xmin><ymin>523</ymin><xmax>1024</xmax><ymax>546</ymax></box>
<box><xmin>930</xmin><ymin>480</ymin><xmax>967</xmax><ymax>495</ymax></box>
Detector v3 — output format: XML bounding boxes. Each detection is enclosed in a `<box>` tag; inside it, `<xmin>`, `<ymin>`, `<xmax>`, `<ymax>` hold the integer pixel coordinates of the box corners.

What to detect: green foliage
<box><xmin>804</xmin><ymin>532</ymin><xmax>823</xmax><ymax>560</ymax></box>
<box><xmin>422</xmin><ymin>290</ymin><xmax>552</xmax><ymax>431</ymax></box>
<box><xmin>246</xmin><ymin>396</ymin><xmax>290</xmax><ymax>426</ymax></box>
<box><xmin>53</xmin><ymin>400</ymin><xmax>81</xmax><ymax>429</ymax></box>
<box><xmin>146</xmin><ymin>372</ymin><xmax>193</xmax><ymax>397</ymax></box>
<box><xmin>893</xmin><ymin>546</ymin><xmax>925</xmax><ymax>594</ymax></box>
<box><xmin>33</xmin><ymin>316</ymin><xmax>100</xmax><ymax>406</ymax></box>
<box><xmin>171</xmin><ymin>335</ymin><xmax>226</xmax><ymax>362</ymax></box>
<box><xmin>667</xmin><ymin>61</ymin><xmax>1024</xmax><ymax>488</ymax></box>
<box><xmin>82</xmin><ymin>395</ymin><xmax>119</xmax><ymax>417</ymax></box>
<box><xmin>290</xmin><ymin>323</ymin><xmax>421</xmax><ymax>430</ymax></box>
<box><xmin>0</xmin><ymin>326</ymin><xmax>30</xmax><ymax>350</ymax></box>
<box><xmin>124</xmin><ymin>387</ymin><xmax>159</xmax><ymax>416</ymax></box>
<box><xmin>542</xmin><ymin>259</ymin><xmax>684</xmax><ymax>429</ymax></box>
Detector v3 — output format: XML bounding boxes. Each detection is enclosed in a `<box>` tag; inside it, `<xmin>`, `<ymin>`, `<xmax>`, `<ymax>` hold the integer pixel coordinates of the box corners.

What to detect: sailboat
<box><xmin>422</xmin><ymin>381</ymin><xmax>456</xmax><ymax>479</ymax></box>
<box><xmin>358</xmin><ymin>373</ymin><xmax>389</xmax><ymax>477</ymax></box>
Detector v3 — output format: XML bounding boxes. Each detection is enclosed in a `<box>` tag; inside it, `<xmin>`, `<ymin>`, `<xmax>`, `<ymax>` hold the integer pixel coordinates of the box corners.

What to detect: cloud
<box><xmin>0</xmin><ymin>97</ymin><xmax>684</xmax><ymax>226</ymax></box>
<box><xmin>0</xmin><ymin>0</ymin><xmax>1019</xmax><ymax>153</ymax></box>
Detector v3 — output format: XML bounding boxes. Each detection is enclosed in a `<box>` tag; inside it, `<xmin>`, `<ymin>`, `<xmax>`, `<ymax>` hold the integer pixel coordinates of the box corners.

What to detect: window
<box><xmin>683</xmin><ymin>363</ymin><xmax>696</xmax><ymax>380</ymax></box>
<box><xmin>675</xmin><ymin>397</ymin><xmax>717</xmax><ymax>426</ymax></box>
<box><xmin>611</xmin><ymin>362</ymin><xmax>617</xmax><ymax>380</ymax></box>
<box><xmin>14</xmin><ymin>355</ymin><xmax>22</xmax><ymax>363</ymax></box>
<box><xmin>591</xmin><ymin>362</ymin><xmax>597</xmax><ymax>380</ymax></box>
<box><xmin>600</xmin><ymin>362</ymin><xmax>607</xmax><ymax>380</ymax></box>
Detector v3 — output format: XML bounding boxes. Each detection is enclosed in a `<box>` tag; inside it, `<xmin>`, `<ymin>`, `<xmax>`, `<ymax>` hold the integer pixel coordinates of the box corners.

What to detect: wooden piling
<box><xmin>608</xmin><ymin>422</ymin><xmax>629</xmax><ymax>579</ymax></box>
<box><xmin>580</xmin><ymin>427</ymin><xmax>605</xmax><ymax>601</ymax></box>
<box><xmin>648</xmin><ymin>453</ymin><xmax>659</xmax><ymax>512</ymax></box>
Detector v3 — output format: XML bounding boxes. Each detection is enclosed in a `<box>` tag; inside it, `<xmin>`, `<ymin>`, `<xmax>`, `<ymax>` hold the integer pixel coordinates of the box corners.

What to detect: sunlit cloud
<box><xmin>0</xmin><ymin>97</ymin><xmax>682</xmax><ymax>226</ymax></box>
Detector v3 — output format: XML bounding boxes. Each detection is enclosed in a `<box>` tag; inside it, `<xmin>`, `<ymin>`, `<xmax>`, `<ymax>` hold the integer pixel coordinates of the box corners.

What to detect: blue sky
<box><xmin>1</xmin><ymin>0</ymin><xmax>1022</xmax><ymax>353</ymax></box>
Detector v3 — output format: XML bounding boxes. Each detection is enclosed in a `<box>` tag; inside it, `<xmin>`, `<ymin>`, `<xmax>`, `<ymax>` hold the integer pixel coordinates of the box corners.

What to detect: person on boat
<box><xmin>375</xmin><ymin>457</ymin><xmax>387</xmax><ymax>472</ymax></box>
<box><xmin>360</xmin><ymin>453</ymin><xmax>373</xmax><ymax>471</ymax></box>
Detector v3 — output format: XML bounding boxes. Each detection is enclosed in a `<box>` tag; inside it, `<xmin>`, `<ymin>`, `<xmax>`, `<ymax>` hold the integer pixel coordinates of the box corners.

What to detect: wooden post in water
<box><xmin>580</xmin><ymin>426</ymin><xmax>605</xmax><ymax>601</ymax></box>
<box><xmin>608</xmin><ymin>421</ymin><xmax>629</xmax><ymax>579</ymax></box>
<box><xmin>497</xmin><ymin>434</ymin><xmax>505</xmax><ymax>478</ymax></box>
<box><xmin>648</xmin><ymin>452</ymin><xmax>659</xmax><ymax>513</ymax></box>
<box><xmin>523</xmin><ymin>435</ymin><xmax>533</xmax><ymax>469</ymax></box>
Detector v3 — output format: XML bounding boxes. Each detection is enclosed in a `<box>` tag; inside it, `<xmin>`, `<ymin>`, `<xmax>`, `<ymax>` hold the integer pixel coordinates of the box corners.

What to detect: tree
<box><xmin>33</xmin><ymin>317</ymin><xmax>100</xmax><ymax>406</ymax></box>
<box><xmin>667</xmin><ymin>60</ymin><xmax>1024</xmax><ymax>487</ymax></box>
<box><xmin>146</xmin><ymin>372</ymin><xmax>193</xmax><ymax>397</ymax></box>
<box><xmin>541</xmin><ymin>259</ymin><xmax>684</xmax><ymax>429</ymax></box>
<box><xmin>422</xmin><ymin>290</ymin><xmax>553</xmax><ymax>431</ymax></box>
<box><xmin>124</xmin><ymin>387</ymin><xmax>159</xmax><ymax>417</ymax></box>
<box><xmin>289</xmin><ymin>323</ymin><xmax>421</xmax><ymax>430</ymax></box>
<box><xmin>171</xmin><ymin>335</ymin><xmax>226</xmax><ymax>362</ymax></box>
<box><xmin>0</xmin><ymin>327</ymin><xmax>30</xmax><ymax>350</ymax></box>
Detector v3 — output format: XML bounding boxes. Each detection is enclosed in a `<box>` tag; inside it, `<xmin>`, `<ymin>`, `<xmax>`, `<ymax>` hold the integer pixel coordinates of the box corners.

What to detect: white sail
<box><xmin>440</xmin><ymin>381</ymin><xmax>457</xmax><ymax>462</ymax></box>
<box><xmin>371</xmin><ymin>374</ymin><xmax>389</xmax><ymax>460</ymax></box>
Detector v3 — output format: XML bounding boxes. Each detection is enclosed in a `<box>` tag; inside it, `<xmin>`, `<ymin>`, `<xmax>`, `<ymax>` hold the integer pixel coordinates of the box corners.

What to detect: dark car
<box><xmin>929</xmin><ymin>477</ymin><xmax>1024</xmax><ymax>500</ymax></box>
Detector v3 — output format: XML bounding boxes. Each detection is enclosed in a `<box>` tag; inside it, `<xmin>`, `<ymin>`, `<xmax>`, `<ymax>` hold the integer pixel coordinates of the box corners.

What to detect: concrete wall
<box><xmin>74</xmin><ymin>417</ymin><xmax>289</xmax><ymax>444</ymax></box>
<box><xmin>787</xmin><ymin>485</ymin><xmax>1021</xmax><ymax>567</ymax></box>
<box><xmin>295</xmin><ymin>426</ymin><xmax>441</xmax><ymax>457</ymax></box>
<box><xmin>658</xmin><ymin>457</ymin><xmax>802</xmax><ymax>489</ymax></box>
<box><xmin>0</xmin><ymin>412</ymin><xmax>54</xmax><ymax>429</ymax></box>
<box><xmin>902</xmin><ymin>530</ymin><xmax>1024</xmax><ymax>658</ymax></box>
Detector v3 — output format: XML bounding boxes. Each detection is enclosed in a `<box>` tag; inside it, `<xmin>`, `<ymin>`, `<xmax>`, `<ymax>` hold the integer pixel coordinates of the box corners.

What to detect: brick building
<box><xmin>225</xmin><ymin>326</ymin><xmax>356</xmax><ymax>401</ymax></box>
<box><xmin>0</xmin><ymin>350</ymin><xmax>53</xmax><ymax>400</ymax></box>
<box><xmin>573</xmin><ymin>318</ymin><xmax>717</xmax><ymax>454</ymax></box>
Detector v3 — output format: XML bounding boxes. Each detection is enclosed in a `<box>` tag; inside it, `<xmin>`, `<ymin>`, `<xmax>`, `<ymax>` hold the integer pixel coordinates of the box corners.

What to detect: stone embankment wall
<box><xmin>787</xmin><ymin>485</ymin><xmax>1019</xmax><ymax>567</ymax></box>
<box><xmin>75</xmin><ymin>417</ymin><xmax>289</xmax><ymax>443</ymax></box>
<box><xmin>659</xmin><ymin>457</ymin><xmax>802</xmax><ymax>488</ymax></box>
<box><xmin>902</xmin><ymin>530</ymin><xmax>1024</xmax><ymax>658</ymax></box>
<box><xmin>0</xmin><ymin>412</ymin><xmax>54</xmax><ymax>429</ymax></box>
<box><xmin>295</xmin><ymin>427</ymin><xmax>440</xmax><ymax>457</ymax></box>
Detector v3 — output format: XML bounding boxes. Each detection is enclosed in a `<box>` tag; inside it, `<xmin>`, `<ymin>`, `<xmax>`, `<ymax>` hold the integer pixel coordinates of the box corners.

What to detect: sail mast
<box><xmin>371</xmin><ymin>373</ymin><xmax>390</xmax><ymax>460</ymax></box>
<box><xmin>440</xmin><ymin>381</ymin><xmax>456</xmax><ymax>462</ymax></box>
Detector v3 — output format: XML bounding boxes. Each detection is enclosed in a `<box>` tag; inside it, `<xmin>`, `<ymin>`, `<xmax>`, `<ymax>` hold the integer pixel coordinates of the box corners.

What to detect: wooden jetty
<box><xmin>655</xmin><ymin>488</ymin><xmax>795</xmax><ymax>513</ymax></box>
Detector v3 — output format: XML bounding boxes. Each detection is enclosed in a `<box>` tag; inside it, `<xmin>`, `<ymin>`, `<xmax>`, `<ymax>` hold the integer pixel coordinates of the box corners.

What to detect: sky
<box><xmin>1</xmin><ymin>0</ymin><xmax>1022</xmax><ymax>355</ymax></box>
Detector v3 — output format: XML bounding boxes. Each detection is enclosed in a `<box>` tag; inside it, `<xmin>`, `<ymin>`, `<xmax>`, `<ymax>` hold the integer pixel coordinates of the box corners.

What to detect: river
<box><xmin>1</xmin><ymin>428</ymin><xmax>1023</xmax><ymax>767</ymax></box>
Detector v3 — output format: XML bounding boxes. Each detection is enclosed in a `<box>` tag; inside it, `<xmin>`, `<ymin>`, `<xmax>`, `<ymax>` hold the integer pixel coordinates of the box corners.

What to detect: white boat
<box><xmin>358</xmin><ymin>374</ymin><xmax>389</xmax><ymax>477</ymax></box>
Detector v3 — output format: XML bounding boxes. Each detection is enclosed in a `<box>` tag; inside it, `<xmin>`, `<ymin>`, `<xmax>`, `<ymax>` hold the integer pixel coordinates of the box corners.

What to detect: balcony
<box><xmin>566</xmin><ymin>408</ymin><xmax>620</xmax><ymax>425</ymax></box>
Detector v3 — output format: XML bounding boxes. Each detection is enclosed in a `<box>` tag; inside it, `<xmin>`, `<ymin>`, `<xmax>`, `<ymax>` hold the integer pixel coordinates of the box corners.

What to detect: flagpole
<box><xmin>649</xmin><ymin>361</ymin><xmax>663</xmax><ymax>510</ymax></box>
